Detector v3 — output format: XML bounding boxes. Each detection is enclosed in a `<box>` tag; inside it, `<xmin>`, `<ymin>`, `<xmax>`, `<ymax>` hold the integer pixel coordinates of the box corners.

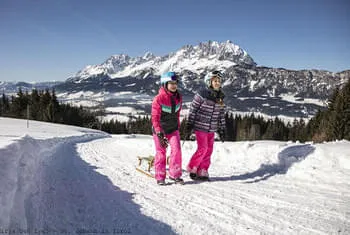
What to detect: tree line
<box><xmin>0</xmin><ymin>88</ymin><xmax>99</xmax><ymax>129</ymax></box>
<box><xmin>1</xmin><ymin>78</ymin><xmax>349</xmax><ymax>142</ymax></box>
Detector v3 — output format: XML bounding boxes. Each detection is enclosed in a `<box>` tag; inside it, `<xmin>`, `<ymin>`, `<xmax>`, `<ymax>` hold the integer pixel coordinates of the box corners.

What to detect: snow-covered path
<box><xmin>1</xmin><ymin>118</ymin><xmax>349</xmax><ymax>234</ymax></box>
<box><xmin>77</xmin><ymin>135</ymin><xmax>350</xmax><ymax>235</ymax></box>
<box><xmin>32</xmin><ymin>137</ymin><xmax>175</xmax><ymax>234</ymax></box>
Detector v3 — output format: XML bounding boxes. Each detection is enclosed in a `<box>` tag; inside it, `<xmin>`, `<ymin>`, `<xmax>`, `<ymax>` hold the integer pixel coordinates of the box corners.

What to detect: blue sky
<box><xmin>0</xmin><ymin>0</ymin><xmax>349</xmax><ymax>82</ymax></box>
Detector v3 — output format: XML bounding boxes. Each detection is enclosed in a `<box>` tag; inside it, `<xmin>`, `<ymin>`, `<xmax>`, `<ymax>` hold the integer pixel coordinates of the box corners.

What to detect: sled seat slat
<box><xmin>137</xmin><ymin>155</ymin><xmax>154</xmax><ymax>172</ymax></box>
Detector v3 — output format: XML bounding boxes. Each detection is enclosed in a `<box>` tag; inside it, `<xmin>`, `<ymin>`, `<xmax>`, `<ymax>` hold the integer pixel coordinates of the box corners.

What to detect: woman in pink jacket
<box><xmin>151</xmin><ymin>71</ymin><xmax>184</xmax><ymax>185</ymax></box>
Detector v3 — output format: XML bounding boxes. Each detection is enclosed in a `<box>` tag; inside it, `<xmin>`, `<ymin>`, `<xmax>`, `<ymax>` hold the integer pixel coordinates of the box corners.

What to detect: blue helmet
<box><xmin>204</xmin><ymin>70</ymin><xmax>223</xmax><ymax>87</ymax></box>
<box><xmin>160</xmin><ymin>72</ymin><xmax>179</xmax><ymax>87</ymax></box>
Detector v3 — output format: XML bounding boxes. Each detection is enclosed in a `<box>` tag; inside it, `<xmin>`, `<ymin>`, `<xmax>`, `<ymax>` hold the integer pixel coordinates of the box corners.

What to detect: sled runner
<box><xmin>135</xmin><ymin>167</ymin><xmax>155</xmax><ymax>178</ymax></box>
<box><xmin>136</xmin><ymin>155</ymin><xmax>155</xmax><ymax>178</ymax></box>
<box><xmin>135</xmin><ymin>166</ymin><xmax>185</xmax><ymax>185</ymax></box>
<box><xmin>136</xmin><ymin>155</ymin><xmax>170</xmax><ymax>171</ymax></box>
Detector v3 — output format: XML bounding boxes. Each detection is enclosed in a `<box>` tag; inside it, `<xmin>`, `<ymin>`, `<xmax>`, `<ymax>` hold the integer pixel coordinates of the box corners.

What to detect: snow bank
<box><xmin>0</xmin><ymin>133</ymin><xmax>107</xmax><ymax>230</ymax></box>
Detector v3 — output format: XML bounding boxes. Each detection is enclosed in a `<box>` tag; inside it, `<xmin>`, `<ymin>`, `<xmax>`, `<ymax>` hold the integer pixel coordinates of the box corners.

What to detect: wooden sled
<box><xmin>136</xmin><ymin>155</ymin><xmax>155</xmax><ymax>178</ymax></box>
<box><xmin>137</xmin><ymin>155</ymin><xmax>154</xmax><ymax>172</ymax></box>
<box><xmin>136</xmin><ymin>155</ymin><xmax>170</xmax><ymax>178</ymax></box>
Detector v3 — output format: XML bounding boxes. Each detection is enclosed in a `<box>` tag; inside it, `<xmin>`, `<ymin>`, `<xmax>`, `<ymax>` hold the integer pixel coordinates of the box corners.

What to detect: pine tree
<box><xmin>236</xmin><ymin>116</ymin><xmax>250</xmax><ymax>141</ymax></box>
<box><xmin>40</xmin><ymin>89</ymin><xmax>52</xmax><ymax>121</ymax></box>
<box><xmin>31</xmin><ymin>89</ymin><xmax>42</xmax><ymax>120</ymax></box>
<box><xmin>262</xmin><ymin>119</ymin><xmax>274</xmax><ymax>140</ymax></box>
<box><xmin>343</xmin><ymin>80</ymin><xmax>350</xmax><ymax>140</ymax></box>
<box><xmin>297</xmin><ymin>118</ymin><xmax>307</xmax><ymax>142</ymax></box>
<box><xmin>0</xmin><ymin>93</ymin><xmax>7</xmax><ymax>116</ymax></box>
<box><xmin>306</xmin><ymin>78</ymin><xmax>350</xmax><ymax>142</ymax></box>
<box><xmin>9</xmin><ymin>88</ymin><xmax>29</xmax><ymax>118</ymax></box>
<box><xmin>48</xmin><ymin>89</ymin><xmax>60</xmax><ymax>122</ymax></box>
<box><xmin>288</xmin><ymin>118</ymin><xmax>299</xmax><ymax>141</ymax></box>
<box><xmin>225</xmin><ymin>113</ymin><xmax>234</xmax><ymax>141</ymax></box>
<box><xmin>327</xmin><ymin>87</ymin><xmax>339</xmax><ymax>112</ymax></box>
<box><xmin>326</xmin><ymin>80</ymin><xmax>349</xmax><ymax>140</ymax></box>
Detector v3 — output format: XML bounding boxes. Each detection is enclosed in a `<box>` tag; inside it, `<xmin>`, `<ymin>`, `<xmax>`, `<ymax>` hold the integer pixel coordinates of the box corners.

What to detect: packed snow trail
<box><xmin>77</xmin><ymin>135</ymin><xmax>350</xmax><ymax>235</ymax></box>
<box><xmin>31</xmin><ymin>137</ymin><xmax>175</xmax><ymax>234</ymax></box>
<box><xmin>1</xmin><ymin>118</ymin><xmax>349</xmax><ymax>234</ymax></box>
<box><xmin>0</xmin><ymin>135</ymin><xmax>176</xmax><ymax>234</ymax></box>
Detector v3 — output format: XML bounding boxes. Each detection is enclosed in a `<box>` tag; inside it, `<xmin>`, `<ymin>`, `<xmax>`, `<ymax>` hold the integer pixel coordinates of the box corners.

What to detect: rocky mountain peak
<box><xmin>68</xmin><ymin>40</ymin><xmax>256</xmax><ymax>83</ymax></box>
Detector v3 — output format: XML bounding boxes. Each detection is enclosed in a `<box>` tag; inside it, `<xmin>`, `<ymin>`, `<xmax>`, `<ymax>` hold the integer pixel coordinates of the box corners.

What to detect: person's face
<box><xmin>167</xmin><ymin>81</ymin><xmax>178</xmax><ymax>92</ymax></box>
<box><xmin>211</xmin><ymin>77</ymin><xmax>221</xmax><ymax>90</ymax></box>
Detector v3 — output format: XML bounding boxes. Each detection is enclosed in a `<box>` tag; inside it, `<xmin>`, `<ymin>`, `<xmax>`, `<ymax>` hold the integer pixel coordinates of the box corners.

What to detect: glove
<box><xmin>185</xmin><ymin>123</ymin><xmax>193</xmax><ymax>139</ymax></box>
<box><xmin>157</xmin><ymin>132</ymin><xmax>169</xmax><ymax>148</ymax></box>
<box><xmin>218</xmin><ymin>129</ymin><xmax>226</xmax><ymax>143</ymax></box>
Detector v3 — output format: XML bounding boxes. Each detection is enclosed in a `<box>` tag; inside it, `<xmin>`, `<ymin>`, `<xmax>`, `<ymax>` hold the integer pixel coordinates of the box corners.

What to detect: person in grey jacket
<box><xmin>186</xmin><ymin>70</ymin><xmax>226</xmax><ymax>181</ymax></box>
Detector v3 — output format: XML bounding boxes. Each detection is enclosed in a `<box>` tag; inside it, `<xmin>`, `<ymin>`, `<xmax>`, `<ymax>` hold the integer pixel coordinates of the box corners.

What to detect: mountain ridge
<box><xmin>67</xmin><ymin>40</ymin><xmax>256</xmax><ymax>83</ymax></box>
<box><xmin>1</xmin><ymin>40</ymin><xmax>349</xmax><ymax>119</ymax></box>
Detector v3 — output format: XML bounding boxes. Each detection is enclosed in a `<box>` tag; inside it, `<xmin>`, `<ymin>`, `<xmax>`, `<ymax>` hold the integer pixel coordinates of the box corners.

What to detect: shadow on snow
<box><xmin>210</xmin><ymin>144</ymin><xmax>315</xmax><ymax>183</ymax></box>
<box><xmin>23</xmin><ymin>137</ymin><xmax>176</xmax><ymax>235</ymax></box>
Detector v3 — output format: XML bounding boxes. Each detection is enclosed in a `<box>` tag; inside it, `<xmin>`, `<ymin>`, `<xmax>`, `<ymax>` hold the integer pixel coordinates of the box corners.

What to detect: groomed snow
<box><xmin>0</xmin><ymin>117</ymin><xmax>349</xmax><ymax>234</ymax></box>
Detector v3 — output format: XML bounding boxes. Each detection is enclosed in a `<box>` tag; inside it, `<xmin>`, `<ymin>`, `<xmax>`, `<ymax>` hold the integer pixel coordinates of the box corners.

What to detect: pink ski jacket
<box><xmin>151</xmin><ymin>87</ymin><xmax>182</xmax><ymax>134</ymax></box>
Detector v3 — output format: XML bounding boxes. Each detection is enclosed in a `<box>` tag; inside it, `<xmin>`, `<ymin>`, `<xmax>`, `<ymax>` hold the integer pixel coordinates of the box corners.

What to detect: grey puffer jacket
<box><xmin>188</xmin><ymin>87</ymin><xmax>225</xmax><ymax>133</ymax></box>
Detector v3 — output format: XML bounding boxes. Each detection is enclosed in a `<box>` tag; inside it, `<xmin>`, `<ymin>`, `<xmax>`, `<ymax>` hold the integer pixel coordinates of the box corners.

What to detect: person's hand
<box><xmin>157</xmin><ymin>132</ymin><xmax>169</xmax><ymax>148</ymax></box>
<box><xmin>218</xmin><ymin>129</ymin><xmax>226</xmax><ymax>143</ymax></box>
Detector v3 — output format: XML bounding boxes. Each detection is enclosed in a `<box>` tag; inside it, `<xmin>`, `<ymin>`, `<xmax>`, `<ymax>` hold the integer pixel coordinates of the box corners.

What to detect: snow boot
<box><xmin>169</xmin><ymin>177</ymin><xmax>185</xmax><ymax>185</ymax></box>
<box><xmin>189</xmin><ymin>173</ymin><xmax>209</xmax><ymax>181</ymax></box>
<box><xmin>157</xmin><ymin>179</ymin><xmax>166</xmax><ymax>185</ymax></box>
<box><xmin>189</xmin><ymin>173</ymin><xmax>197</xmax><ymax>180</ymax></box>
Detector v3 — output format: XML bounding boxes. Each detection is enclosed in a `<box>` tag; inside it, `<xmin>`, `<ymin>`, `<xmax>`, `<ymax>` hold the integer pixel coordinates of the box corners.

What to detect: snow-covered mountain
<box><xmin>55</xmin><ymin>40</ymin><xmax>349</xmax><ymax>120</ymax></box>
<box><xmin>2</xmin><ymin>40</ymin><xmax>349</xmax><ymax>120</ymax></box>
<box><xmin>67</xmin><ymin>40</ymin><xmax>255</xmax><ymax>83</ymax></box>
<box><xmin>0</xmin><ymin>81</ymin><xmax>61</xmax><ymax>94</ymax></box>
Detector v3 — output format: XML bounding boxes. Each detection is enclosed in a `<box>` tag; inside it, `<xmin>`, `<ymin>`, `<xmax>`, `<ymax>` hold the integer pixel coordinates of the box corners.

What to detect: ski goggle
<box><xmin>210</xmin><ymin>70</ymin><xmax>223</xmax><ymax>79</ymax></box>
<box><xmin>168</xmin><ymin>72</ymin><xmax>179</xmax><ymax>81</ymax></box>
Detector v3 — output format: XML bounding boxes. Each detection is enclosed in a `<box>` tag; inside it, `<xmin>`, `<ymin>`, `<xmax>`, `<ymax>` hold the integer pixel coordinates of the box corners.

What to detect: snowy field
<box><xmin>0</xmin><ymin>117</ymin><xmax>349</xmax><ymax>235</ymax></box>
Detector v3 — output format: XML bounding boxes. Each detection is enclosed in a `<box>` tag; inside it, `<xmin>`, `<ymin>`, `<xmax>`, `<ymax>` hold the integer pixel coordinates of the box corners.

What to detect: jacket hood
<box><xmin>159</xmin><ymin>87</ymin><xmax>181</xmax><ymax>99</ymax></box>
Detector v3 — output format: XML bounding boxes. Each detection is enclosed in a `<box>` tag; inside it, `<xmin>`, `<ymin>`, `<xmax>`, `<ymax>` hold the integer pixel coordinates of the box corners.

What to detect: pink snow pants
<box><xmin>153</xmin><ymin>130</ymin><xmax>182</xmax><ymax>181</ymax></box>
<box><xmin>187</xmin><ymin>130</ymin><xmax>215</xmax><ymax>177</ymax></box>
